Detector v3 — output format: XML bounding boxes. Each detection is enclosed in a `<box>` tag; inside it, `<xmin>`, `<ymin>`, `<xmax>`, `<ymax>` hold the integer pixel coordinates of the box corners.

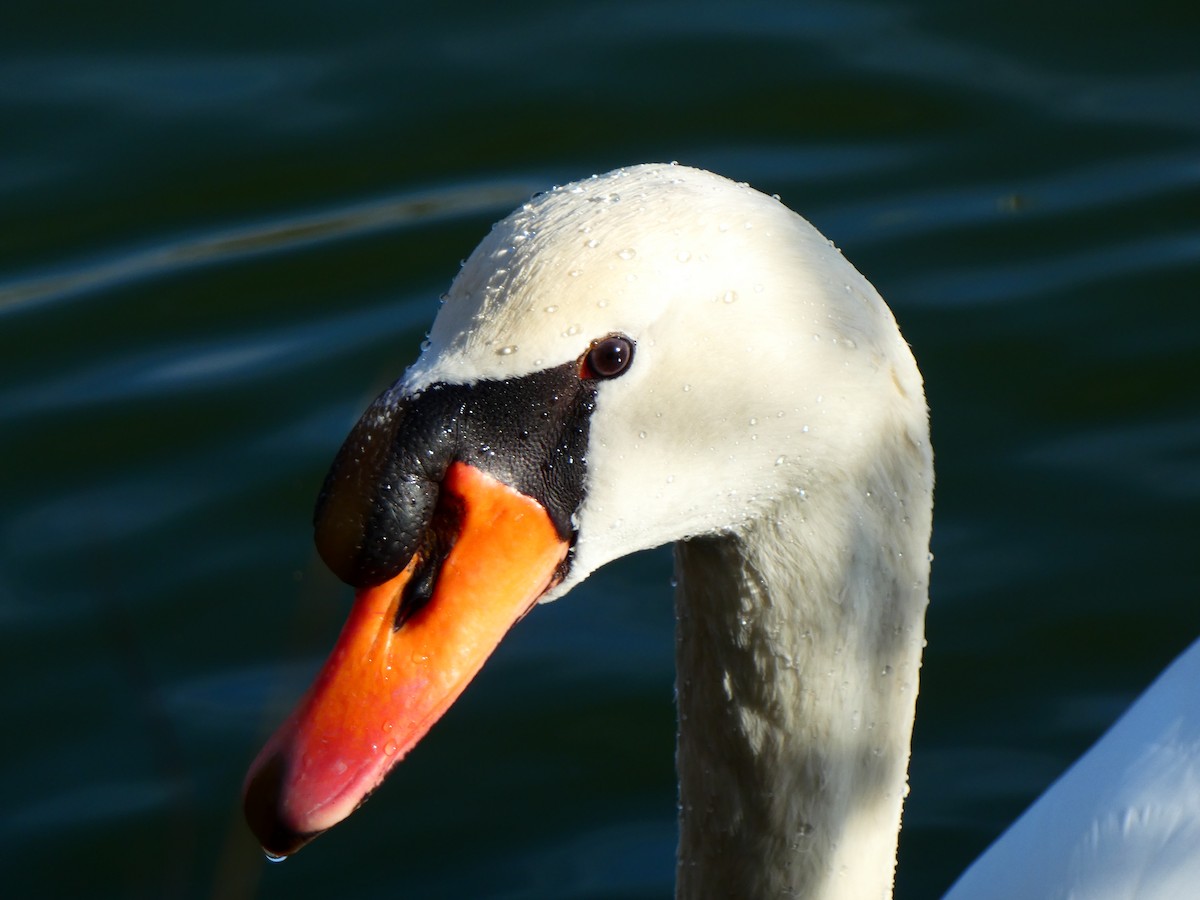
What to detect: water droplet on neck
<box><xmin>265</xmin><ymin>852</ymin><xmax>288</xmax><ymax>864</ymax></box>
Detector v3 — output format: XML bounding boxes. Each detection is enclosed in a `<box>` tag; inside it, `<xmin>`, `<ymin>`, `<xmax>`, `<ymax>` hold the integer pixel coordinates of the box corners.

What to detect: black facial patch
<box><xmin>313</xmin><ymin>360</ymin><xmax>598</xmax><ymax>589</ymax></box>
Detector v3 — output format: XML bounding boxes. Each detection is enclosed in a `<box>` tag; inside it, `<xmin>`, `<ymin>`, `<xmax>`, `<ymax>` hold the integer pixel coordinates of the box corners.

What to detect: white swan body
<box><xmin>945</xmin><ymin>635</ymin><xmax>1200</xmax><ymax>899</ymax></box>
<box><xmin>245</xmin><ymin>163</ymin><xmax>1197</xmax><ymax>900</ymax></box>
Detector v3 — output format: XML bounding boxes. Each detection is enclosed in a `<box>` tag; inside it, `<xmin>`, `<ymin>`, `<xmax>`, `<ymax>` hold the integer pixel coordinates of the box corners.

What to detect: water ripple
<box><xmin>0</xmin><ymin>177</ymin><xmax>537</xmax><ymax>314</ymax></box>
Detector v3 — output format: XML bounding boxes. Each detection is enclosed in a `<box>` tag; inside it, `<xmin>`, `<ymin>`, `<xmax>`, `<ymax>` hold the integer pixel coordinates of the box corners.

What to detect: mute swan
<box><xmin>243</xmin><ymin>164</ymin><xmax>1200</xmax><ymax>899</ymax></box>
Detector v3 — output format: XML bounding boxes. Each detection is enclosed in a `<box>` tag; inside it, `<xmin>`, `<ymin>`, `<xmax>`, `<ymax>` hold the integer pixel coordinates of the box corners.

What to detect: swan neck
<box><xmin>673</xmin><ymin>475</ymin><xmax>931</xmax><ymax>900</ymax></box>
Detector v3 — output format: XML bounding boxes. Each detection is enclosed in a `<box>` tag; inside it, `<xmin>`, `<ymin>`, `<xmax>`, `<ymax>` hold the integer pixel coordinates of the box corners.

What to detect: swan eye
<box><xmin>581</xmin><ymin>334</ymin><xmax>635</xmax><ymax>380</ymax></box>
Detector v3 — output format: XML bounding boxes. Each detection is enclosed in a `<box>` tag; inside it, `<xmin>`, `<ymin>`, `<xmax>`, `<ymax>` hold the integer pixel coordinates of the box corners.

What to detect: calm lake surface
<box><xmin>2</xmin><ymin>2</ymin><xmax>1198</xmax><ymax>897</ymax></box>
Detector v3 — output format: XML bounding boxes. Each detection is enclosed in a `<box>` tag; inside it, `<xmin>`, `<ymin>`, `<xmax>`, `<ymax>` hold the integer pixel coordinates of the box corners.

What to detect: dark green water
<box><xmin>2</xmin><ymin>2</ymin><xmax>1198</xmax><ymax>897</ymax></box>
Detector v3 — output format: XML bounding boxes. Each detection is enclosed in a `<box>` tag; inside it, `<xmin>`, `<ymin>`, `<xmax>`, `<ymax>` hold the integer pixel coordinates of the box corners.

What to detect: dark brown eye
<box><xmin>582</xmin><ymin>334</ymin><xmax>635</xmax><ymax>380</ymax></box>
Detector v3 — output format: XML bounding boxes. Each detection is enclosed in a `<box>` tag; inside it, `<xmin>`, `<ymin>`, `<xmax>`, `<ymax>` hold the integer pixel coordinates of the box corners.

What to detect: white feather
<box><xmin>945</xmin><ymin>637</ymin><xmax>1200</xmax><ymax>900</ymax></box>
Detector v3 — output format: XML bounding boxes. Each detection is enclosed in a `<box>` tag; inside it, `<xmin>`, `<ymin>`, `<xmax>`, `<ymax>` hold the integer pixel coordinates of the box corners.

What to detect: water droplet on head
<box><xmin>682</xmin><ymin>383</ymin><xmax>691</xmax><ymax>392</ymax></box>
<box><xmin>676</xmin><ymin>250</ymin><xmax>692</xmax><ymax>263</ymax></box>
<box><xmin>618</xmin><ymin>247</ymin><xmax>637</xmax><ymax>261</ymax></box>
<box><xmin>544</xmin><ymin>304</ymin><xmax>558</xmax><ymax>313</ymax></box>
<box><xmin>722</xmin><ymin>290</ymin><xmax>737</xmax><ymax>304</ymax></box>
<box><xmin>496</xmin><ymin>345</ymin><xmax>517</xmax><ymax>356</ymax></box>
<box><xmin>638</xmin><ymin>430</ymin><xmax>647</xmax><ymax>439</ymax></box>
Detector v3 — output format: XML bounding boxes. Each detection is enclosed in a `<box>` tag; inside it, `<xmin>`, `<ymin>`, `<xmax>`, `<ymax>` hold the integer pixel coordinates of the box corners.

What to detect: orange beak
<box><xmin>242</xmin><ymin>461</ymin><xmax>569</xmax><ymax>856</ymax></box>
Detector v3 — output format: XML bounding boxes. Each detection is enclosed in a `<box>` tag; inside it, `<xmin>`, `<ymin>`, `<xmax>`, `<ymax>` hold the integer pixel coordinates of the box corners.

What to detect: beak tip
<box><xmin>243</xmin><ymin>747</ymin><xmax>324</xmax><ymax>858</ymax></box>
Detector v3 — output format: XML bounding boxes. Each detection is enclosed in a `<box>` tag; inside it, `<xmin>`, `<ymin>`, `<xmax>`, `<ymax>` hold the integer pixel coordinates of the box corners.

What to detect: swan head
<box><xmin>243</xmin><ymin>163</ymin><xmax>929</xmax><ymax>857</ymax></box>
<box><xmin>410</xmin><ymin>163</ymin><xmax>927</xmax><ymax>593</ymax></box>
